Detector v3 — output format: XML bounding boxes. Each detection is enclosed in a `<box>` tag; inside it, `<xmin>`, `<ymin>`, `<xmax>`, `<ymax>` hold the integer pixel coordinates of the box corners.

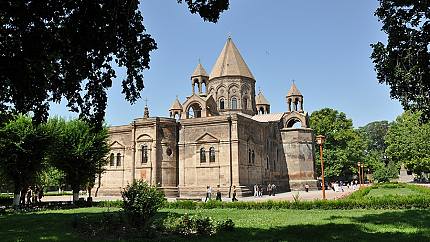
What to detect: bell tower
<box><xmin>191</xmin><ymin>62</ymin><xmax>209</xmax><ymax>96</ymax></box>
<box><xmin>286</xmin><ymin>81</ymin><xmax>304</xmax><ymax>113</ymax></box>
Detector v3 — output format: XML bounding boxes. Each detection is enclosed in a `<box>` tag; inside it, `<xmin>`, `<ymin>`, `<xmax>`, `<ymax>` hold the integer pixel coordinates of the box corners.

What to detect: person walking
<box><xmin>232</xmin><ymin>185</ymin><xmax>238</xmax><ymax>202</ymax></box>
<box><xmin>272</xmin><ymin>184</ymin><xmax>276</xmax><ymax>196</ymax></box>
<box><xmin>204</xmin><ymin>185</ymin><xmax>212</xmax><ymax>202</ymax></box>
<box><xmin>216</xmin><ymin>185</ymin><xmax>222</xmax><ymax>201</ymax></box>
<box><xmin>305</xmin><ymin>183</ymin><xmax>309</xmax><ymax>192</ymax></box>
<box><xmin>258</xmin><ymin>184</ymin><xmax>263</xmax><ymax>197</ymax></box>
<box><xmin>267</xmin><ymin>183</ymin><xmax>272</xmax><ymax>196</ymax></box>
<box><xmin>254</xmin><ymin>184</ymin><xmax>258</xmax><ymax>197</ymax></box>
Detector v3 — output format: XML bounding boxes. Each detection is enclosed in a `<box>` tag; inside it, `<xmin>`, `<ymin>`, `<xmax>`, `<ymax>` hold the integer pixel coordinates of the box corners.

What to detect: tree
<box><xmin>310</xmin><ymin>108</ymin><xmax>366</xmax><ymax>181</ymax></box>
<box><xmin>385</xmin><ymin>111</ymin><xmax>430</xmax><ymax>176</ymax></box>
<box><xmin>0</xmin><ymin>115</ymin><xmax>49</xmax><ymax>206</ymax></box>
<box><xmin>371</xmin><ymin>0</ymin><xmax>430</xmax><ymax>121</ymax></box>
<box><xmin>0</xmin><ymin>0</ymin><xmax>229</xmax><ymax>126</ymax></box>
<box><xmin>357</xmin><ymin>121</ymin><xmax>390</xmax><ymax>173</ymax></box>
<box><xmin>36</xmin><ymin>165</ymin><xmax>65</xmax><ymax>193</ymax></box>
<box><xmin>46</xmin><ymin>118</ymin><xmax>109</xmax><ymax>202</ymax></box>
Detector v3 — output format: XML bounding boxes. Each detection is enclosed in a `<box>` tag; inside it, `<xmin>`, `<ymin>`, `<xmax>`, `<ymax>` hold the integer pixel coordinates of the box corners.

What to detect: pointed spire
<box><xmin>191</xmin><ymin>63</ymin><xmax>208</xmax><ymax>78</ymax></box>
<box><xmin>287</xmin><ymin>82</ymin><xmax>302</xmax><ymax>97</ymax></box>
<box><xmin>209</xmin><ymin>37</ymin><xmax>254</xmax><ymax>80</ymax></box>
<box><xmin>144</xmin><ymin>105</ymin><xmax>150</xmax><ymax>118</ymax></box>
<box><xmin>255</xmin><ymin>90</ymin><xmax>270</xmax><ymax>105</ymax></box>
<box><xmin>169</xmin><ymin>96</ymin><xmax>183</xmax><ymax>111</ymax></box>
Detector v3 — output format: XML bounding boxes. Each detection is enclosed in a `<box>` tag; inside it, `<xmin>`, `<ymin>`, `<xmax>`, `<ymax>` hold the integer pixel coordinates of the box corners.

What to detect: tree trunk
<box><xmin>13</xmin><ymin>193</ymin><xmax>20</xmax><ymax>207</ymax></box>
<box><xmin>72</xmin><ymin>187</ymin><xmax>79</xmax><ymax>203</ymax></box>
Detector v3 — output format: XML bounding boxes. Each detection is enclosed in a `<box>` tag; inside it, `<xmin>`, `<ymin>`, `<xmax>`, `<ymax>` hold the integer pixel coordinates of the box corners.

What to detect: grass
<box><xmin>1</xmin><ymin>207</ymin><xmax>430</xmax><ymax>242</ymax></box>
<box><xmin>365</xmin><ymin>187</ymin><xmax>420</xmax><ymax>197</ymax></box>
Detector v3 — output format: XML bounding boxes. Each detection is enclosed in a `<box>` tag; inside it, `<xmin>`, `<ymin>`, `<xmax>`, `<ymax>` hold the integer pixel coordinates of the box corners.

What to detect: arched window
<box><xmin>110</xmin><ymin>153</ymin><xmax>115</xmax><ymax>166</ymax></box>
<box><xmin>248</xmin><ymin>149</ymin><xmax>252</xmax><ymax>163</ymax></box>
<box><xmin>231</xmin><ymin>97</ymin><xmax>237</xmax><ymax>109</ymax></box>
<box><xmin>116</xmin><ymin>153</ymin><xmax>121</xmax><ymax>166</ymax></box>
<box><xmin>219</xmin><ymin>98</ymin><xmax>225</xmax><ymax>110</ymax></box>
<box><xmin>188</xmin><ymin>103</ymin><xmax>202</xmax><ymax>118</ymax></box>
<box><xmin>209</xmin><ymin>147</ymin><xmax>215</xmax><ymax>162</ymax></box>
<box><xmin>243</xmin><ymin>98</ymin><xmax>248</xmax><ymax>110</ymax></box>
<box><xmin>259</xmin><ymin>107</ymin><xmax>265</xmax><ymax>114</ymax></box>
<box><xmin>252</xmin><ymin>150</ymin><xmax>255</xmax><ymax>164</ymax></box>
<box><xmin>200</xmin><ymin>148</ymin><xmax>206</xmax><ymax>163</ymax></box>
<box><xmin>142</xmin><ymin>145</ymin><xmax>148</xmax><ymax>163</ymax></box>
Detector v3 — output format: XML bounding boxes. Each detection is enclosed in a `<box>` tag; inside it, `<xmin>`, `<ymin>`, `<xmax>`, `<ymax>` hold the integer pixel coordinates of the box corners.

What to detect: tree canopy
<box><xmin>385</xmin><ymin>111</ymin><xmax>430</xmax><ymax>175</ymax></box>
<box><xmin>0</xmin><ymin>0</ymin><xmax>229</xmax><ymax>127</ymax></box>
<box><xmin>0</xmin><ymin>115</ymin><xmax>49</xmax><ymax>205</ymax></box>
<box><xmin>46</xmin><ymin>118</ymin><xmax>110</xmax><ymax>201</ymax></box>
<box><xmin>310</xmin><ymin>108</ymin><xmax>366</xmax><ymax>181</ymax></box>
<box><xmin>371</xmin><ymin>0</ymin><xmax>430</xmax><ymax>121</ymax></box>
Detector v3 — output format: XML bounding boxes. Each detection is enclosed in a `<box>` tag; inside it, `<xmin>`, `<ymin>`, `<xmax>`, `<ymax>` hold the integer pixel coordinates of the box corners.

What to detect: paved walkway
<box><xmin>41</xmin><ymin>187</ymin><xmax>357</xmax><ymax>203</ymax></box>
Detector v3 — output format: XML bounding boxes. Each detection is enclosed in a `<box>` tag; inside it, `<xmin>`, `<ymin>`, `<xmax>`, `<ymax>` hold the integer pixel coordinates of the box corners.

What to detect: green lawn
<box><xmin>1</xmin><ymin>207</ymin><xmax>430</xmax><ymax>242</ymax></box>
<box><xmin>365</xmin><ymin>187</ymin><xmax>421</xmax><ymax>197</ymax></box>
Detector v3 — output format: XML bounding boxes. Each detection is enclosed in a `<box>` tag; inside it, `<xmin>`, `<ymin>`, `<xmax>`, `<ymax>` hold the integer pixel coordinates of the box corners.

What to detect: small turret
<box><xmin>169</xmin><ymin>96</ymin><xmax>183</xmax><ymax>119</ymax></box>
<box><xmin>255</xmin><ymin>89</ymin><xmax>270</xmax><ymax>114</ymax></box>
<box><xmin>191</xmin><ymin>63</ymin><xmax>209</xmax><ymax>95</ymax></box>
<box><xmin>286</xmin><ymin>82</ymin><xmax>304</xmax><ymax>113</ymax></box>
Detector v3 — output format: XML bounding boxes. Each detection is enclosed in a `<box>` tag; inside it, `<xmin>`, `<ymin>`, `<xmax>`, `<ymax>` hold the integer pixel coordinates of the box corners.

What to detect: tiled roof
<box><xmin>287</xmin><ymin>83</ymin><xmax>302</xmax><ymax>96</ymax></box>
<box><xmin>209</xmin><ymin>37</ymin><xmax>254</xmax><ymax>80</ymax></box>
<box><xmin>191</xmin><ymin>63</ymin><xmax>208</xmax><ymax>77</ymax></box>
<box><xmin>251</xmin><ymin>113</ymin><xmax>284</xmax><ymax>122</ymax></box>
<box><xmin>255</xmin><ymin>91</ymin><xmax>270</xmax><ymax>105</ymax></box>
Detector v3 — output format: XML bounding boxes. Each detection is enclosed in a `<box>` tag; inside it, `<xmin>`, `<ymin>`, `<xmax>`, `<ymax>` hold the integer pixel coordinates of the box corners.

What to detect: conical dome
<box><xmin>256</xmin><ymin>91</ymin><xmax>270</xmax><ymax>105</ymax></box>
<box><xmin>209</xmin><ymin>37</ymin><xmax>254</xmax><ymax>80</ymax></box>
<box><xmin>169</xmin><ymin>97</ymin><xmax>183</xmax><ymax>111</ymax></box>
<box><xmin>191</xmin><ymin>63</ymin><xmax>208</xmax><ymax>78</ymax></box>
<box><xmin>287</xmin><ymin>83</ymin><xmax>302</xmax><ymax>96</ymax></box>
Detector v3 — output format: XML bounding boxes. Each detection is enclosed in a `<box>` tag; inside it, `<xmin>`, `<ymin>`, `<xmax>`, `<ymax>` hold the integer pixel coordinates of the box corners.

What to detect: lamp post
<box><xmin>357</xmin><ymin>162</ymin><xmax>361</xmax><ymax>187</ymax></box>
<box><xmin>316</xmin><ymin>135</ymin><xmax>326</xmax><ymax>200</ymax></box>
<box><xmin>361</xmin><ymin>163</ymin><xmax>365</xmax><ymax>185</ymax></box>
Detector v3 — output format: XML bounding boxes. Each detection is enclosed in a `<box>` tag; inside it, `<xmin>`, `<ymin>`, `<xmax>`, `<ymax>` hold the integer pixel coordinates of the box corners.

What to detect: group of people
<box><xmin>22</xmin><ymin>186</ymin><xmax>44</xmax><ymax>205</ymax></box>
<box><xmin>204</xmin><ymin>185</ymin><xmax>238</xmax><ymax>202</ymax></box>
<box><xmin>327</xmin><ymin>180</ymin><xmax>359</xmax><ymax>192</ymax></box>
<box><xmin>253</xmin><ymin>183</ymin><xmax>277</xmax><ymax>197</ymax></box>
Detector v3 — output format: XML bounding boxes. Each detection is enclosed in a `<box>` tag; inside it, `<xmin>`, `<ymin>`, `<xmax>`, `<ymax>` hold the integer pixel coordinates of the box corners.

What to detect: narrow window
<box><xmin>266</xmin><ymin>156</ymin><xmax>269</xmax><ymax>169</ymax></box>
<box><xmin>142</xmin><ymin>145</ymin><xmax>148</xmax><ymax>163</ymax></box>
<box><xmin>116</xmin><ymin>153</ymin><xmax>121</xmax><ymax>166</ymax></box>
<box><xmin>248</xmin><ymin>149</ymin><xmax>252</xmax><ymax>163</ymax></box>
<box><xmin>252</xmin><ymin>150</ymin><xmax>255</xmax><ymax>164</ymax></box>
<box><xmin>110</xmin><ymin>153</ymin><xmax>115</xmax><ymax>166</ymax></box>
<box><xmin>243</xmin><ymin>98</ymin><xmax>248</xmax><ymax>110</ymax></box>
<box><xmin>220</xmin><ymin>98</ymin><xmax>225</xmax><ymax>110</ymax></box>
<box><xmin>231</xmin><ymin>97</ymin><xmax>237</xmax><ymax>109</ymax></box>
<box><xmin>209</xmin><ymin>147</ymin><xmax>215</xmax><ymax>162</ymax></box>
<box><xmin>200</xmin><ymin>148</ymin><xmax>206</xmax><ymax>163</ymax></box>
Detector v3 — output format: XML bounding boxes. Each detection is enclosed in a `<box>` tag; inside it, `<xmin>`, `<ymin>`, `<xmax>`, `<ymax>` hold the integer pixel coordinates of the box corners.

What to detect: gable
<box><xmin>195</xmin><ymin>132</ymin><xmax>220</xmax><ymax>143</ymax></box>
<box><xmin>110</xmin><ymin>141</ymin><xmax>125</xmax><ymax>149</ymax></box>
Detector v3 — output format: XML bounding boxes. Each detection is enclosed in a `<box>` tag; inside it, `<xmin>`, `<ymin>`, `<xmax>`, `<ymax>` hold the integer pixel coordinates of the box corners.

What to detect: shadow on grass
<box><xmin>1</xmin><ymin>209</ymin><xmax>430</xmax><ymax>242</ymax></box>
<box><xmin>329</xmin><ymin>209</ymin><xmax>430</xmax><ymax>228</ymax></box>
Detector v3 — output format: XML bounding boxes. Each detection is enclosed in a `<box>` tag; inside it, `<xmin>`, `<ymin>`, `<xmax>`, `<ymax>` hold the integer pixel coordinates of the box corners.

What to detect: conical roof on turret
<box><xmin>256</xmin><ymin>90</ymin><xmax>270</xmax><ymax>105</ymax></box>
<box><xmin>209</xmin><ymin>37</ymin><xmax>254</xmax><ymax>80</ymax></box>
<box><xmin>191</xmin><ymin>63</ymin><xmax>208</xmax><ymax>78</ymax></box>
<box><xmin>287</xmin><ymin>82</ymin><xmax>302</xmax><ymax>96</ymax></box>
<box><xmin>169</xmin><ymin>97</ymin><xmax>183</xmax><ymax>110</ymax></box>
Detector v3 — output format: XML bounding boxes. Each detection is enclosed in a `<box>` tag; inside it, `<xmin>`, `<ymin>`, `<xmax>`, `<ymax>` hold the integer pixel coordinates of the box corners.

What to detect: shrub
<box><xmin>163</xmin><ymin>213</ymin><xmax>233</xmax><ymax>236</ymax></box>
<box><xmin>121</xmin><ymin>180</ymin><xmax>166</xmax><ymax>227</ymax></box>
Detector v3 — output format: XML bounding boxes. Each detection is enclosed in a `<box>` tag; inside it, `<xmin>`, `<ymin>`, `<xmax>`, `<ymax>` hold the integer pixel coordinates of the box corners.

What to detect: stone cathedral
<box><xmin>97</xmin><ymin>38</ymin><xmax>317</xmax><ymax>197</ymax></box>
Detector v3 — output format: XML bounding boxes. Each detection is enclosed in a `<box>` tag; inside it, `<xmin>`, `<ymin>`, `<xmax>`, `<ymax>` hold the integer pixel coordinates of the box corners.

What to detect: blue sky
<box><xmin>49</xmin><ymin>0</ymin><xmax>403</xmax><ymax>127</ymax></box>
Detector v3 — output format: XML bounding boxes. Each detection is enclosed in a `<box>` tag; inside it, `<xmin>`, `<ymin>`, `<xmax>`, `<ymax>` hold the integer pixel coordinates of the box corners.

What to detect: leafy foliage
<box><xmin>385</xmin><ymin>111</ymin><xmax>430</xmax><ymax>175</ymax></box>
<box><xmin>0</xmin><ymin>0</ymin><xmax>229</xmax><ymax>127</ymax></box>
<box><xmin>121</xmin><ymin>180</ymin><xmax>166</xmax><ymax>227</ymax></box>
<box><xmin>371</xmin><ymin>0</ymin><xmax>430</xmax><ymax>121</ymax></box>
<box><xmin>310</xmin><ymin>108</ymin><xmax>366</xmax><ymax>180</ymax></box>
<box><xmin>372</xmin><ymin>162</ymin><xmax>399</xmax><ymax>183</ymax></box>
<box><xmin>46</xmin><ymin>118</ymin><xmax>109</xmax><ymax>198</ymax></box>
<box><xmin>0</xmin><ymin>115</ymin><xmax>49</xmax><ymax>194</ymax></box>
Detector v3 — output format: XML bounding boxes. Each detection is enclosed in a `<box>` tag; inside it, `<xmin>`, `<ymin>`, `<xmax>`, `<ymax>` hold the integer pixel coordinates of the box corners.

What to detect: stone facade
<box><xmin>96</xmin><ymin>38</ymin><xmax>318</xmax><ymax>197</ymax></box>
